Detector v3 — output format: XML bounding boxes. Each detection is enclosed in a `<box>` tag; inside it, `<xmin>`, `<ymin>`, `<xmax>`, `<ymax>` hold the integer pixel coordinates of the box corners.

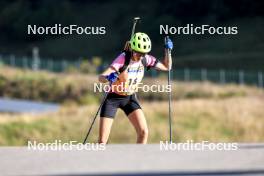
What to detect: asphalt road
<box><xmin>0</xmin><ymin>143</ymin><xmax>264</xmax><ymax>176</ymax></box>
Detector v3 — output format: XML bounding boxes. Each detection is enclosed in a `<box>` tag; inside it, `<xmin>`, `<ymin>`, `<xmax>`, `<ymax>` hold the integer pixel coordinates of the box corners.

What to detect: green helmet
<box><xmin>130</xmin><ymin>32</ymin><xmax>151</xmax><ymax>53</ymax></box>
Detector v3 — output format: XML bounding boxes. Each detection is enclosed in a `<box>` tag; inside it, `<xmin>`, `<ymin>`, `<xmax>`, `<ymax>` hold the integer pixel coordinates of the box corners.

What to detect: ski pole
<box><xmin>83</xmin><ymin>85</ymin><xmax>111</xmax><ymax>144</ymax></box>
<box><xmin>165</xmin><ymin>36</ymin><xmax>172</xmax><ymax>143</ymax></box>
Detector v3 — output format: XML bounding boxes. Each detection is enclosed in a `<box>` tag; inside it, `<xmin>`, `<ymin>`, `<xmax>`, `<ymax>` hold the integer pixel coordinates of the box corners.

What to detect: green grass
<box><xmin>1</xmin><ymin>97</ymin><xmax>264</xmax><ymax>145</ymax></box>
<box><xmin>0</xmin><ymin>67</ymin><xmax>264</xmax><ymax>145</ymax></box>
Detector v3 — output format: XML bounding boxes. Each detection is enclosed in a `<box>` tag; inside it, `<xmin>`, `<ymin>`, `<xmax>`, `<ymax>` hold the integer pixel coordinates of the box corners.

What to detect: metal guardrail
<box><xmin>0</xmin><ymin>55</ymin><xmax>263</xmax><ymax>88</ymax></box>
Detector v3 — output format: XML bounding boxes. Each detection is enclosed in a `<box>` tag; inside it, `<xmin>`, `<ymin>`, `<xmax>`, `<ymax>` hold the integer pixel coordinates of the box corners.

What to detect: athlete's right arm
<box><xmin>99</xmin><ymin>53</ymin><xmax>124</xmax><ymax>83</ymax></box>
<box><xmin>98</xmin><ymin>67</ymin><xmax>117</xmax><ymax>83</ymax></box>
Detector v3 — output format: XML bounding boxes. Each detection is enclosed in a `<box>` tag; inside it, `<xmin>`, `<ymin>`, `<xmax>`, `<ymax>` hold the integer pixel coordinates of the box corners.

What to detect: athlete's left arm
<box><xmin>154</xmin><ymin>49</ymin><xmax>172</xmax><ymax>71</ymax></box>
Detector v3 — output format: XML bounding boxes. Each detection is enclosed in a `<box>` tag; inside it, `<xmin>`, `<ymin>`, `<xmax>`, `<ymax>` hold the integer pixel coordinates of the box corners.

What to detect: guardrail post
<box><xmin>220</xmin><ymin>69</ymin><xmax>225</xmax><ymax>84</ymax></box>
<box><xmin>201</xmin><ymin>68</ymin><xmax>207</xmax><ymax>81</ymax></box>
<box><xmin>62</xmin><ymin>60</ymin><xmax>67</xmax><ymax>71</ymax></box>
<box><xmin>239</xmin><ymin>70</ymin><xmax>244</xmax><ymax>85</ymax></box>
<box><xmin>258</xmin><ymin>71</ymin><xmax>263</xmax><ymax>88</ymax></box>
<box><xmin>10</xmin><ymin>55</ymin><xmax>15</xmax><ymax>67</ymax></box>
<box><xmin>0</xmin><ymin>55</ymin><xmax>2</xmax><ymax>65</ymax></box>
<box><xmin>184</xmin><ymin>68</ymin><xmax>190</xmax><ymax>82</ymax></box>
<box><xmin>48</xmin><ymin>59</ymin><xmax>53</xmax><ymax>71</ymax></box>
<box><xmin>32</xmin><ymin>47</ymin><xmax>40</xmax><ymax>71</ymax></box>
<box><xmin>23</xmin><ymin>56</ymin><xmax>28</xmax><ymax>69</ymax></box>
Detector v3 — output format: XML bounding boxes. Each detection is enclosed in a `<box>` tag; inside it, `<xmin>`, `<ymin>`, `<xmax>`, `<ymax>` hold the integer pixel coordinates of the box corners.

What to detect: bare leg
<box><xmin>98</xmin><ymin>117</ymin><xmax>114</xmax><ymax>144</ymax></box>
<box><xmin>128</xmin><ymin>109</ymin><xmax>148</xmax><ymax>144</ymax></box>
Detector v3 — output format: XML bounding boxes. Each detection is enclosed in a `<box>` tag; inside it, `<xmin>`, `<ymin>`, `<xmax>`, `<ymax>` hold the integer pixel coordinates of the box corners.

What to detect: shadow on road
<box><xmin>53</xmin><ymin>169</ymin><xmax>264</xmax><ymax>176</ymax></box>
<box><xmin>239</xmin><ymin>144</ymin><xmax>264</xmax><ymax>150</ymax></box>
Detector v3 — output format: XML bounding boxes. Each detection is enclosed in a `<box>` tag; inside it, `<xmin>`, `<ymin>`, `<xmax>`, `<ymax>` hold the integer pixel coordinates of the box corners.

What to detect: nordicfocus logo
<box><xmin>160</xmin><ymin>140</ymin><xmax>238</xmax><ymax>151</ymax></box>
<box><xmin>93</xmin><ymin>82</ymin><xmax>171</xmax><ymax>93</ymax></box>
<box><xmin>27</xmin><ymin>140</ymin><xmax>106</xmax><ymax>151</ymax></box>
<box><xmin>160</xmin><ymin>24</ymin><xmax>238</xmax><ymax>35</ymax></box>
<box><xmin>27</xmin><ymin>24</ymin><xmax>106</xmax><ymax>35</ymax></box>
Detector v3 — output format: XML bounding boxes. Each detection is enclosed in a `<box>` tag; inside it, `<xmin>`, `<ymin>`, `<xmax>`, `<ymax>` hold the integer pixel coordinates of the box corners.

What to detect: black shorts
<box><xmin>100</xmin><ymin>93</ymin><xmax>141</xmax><ymax>118</ymax></box>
